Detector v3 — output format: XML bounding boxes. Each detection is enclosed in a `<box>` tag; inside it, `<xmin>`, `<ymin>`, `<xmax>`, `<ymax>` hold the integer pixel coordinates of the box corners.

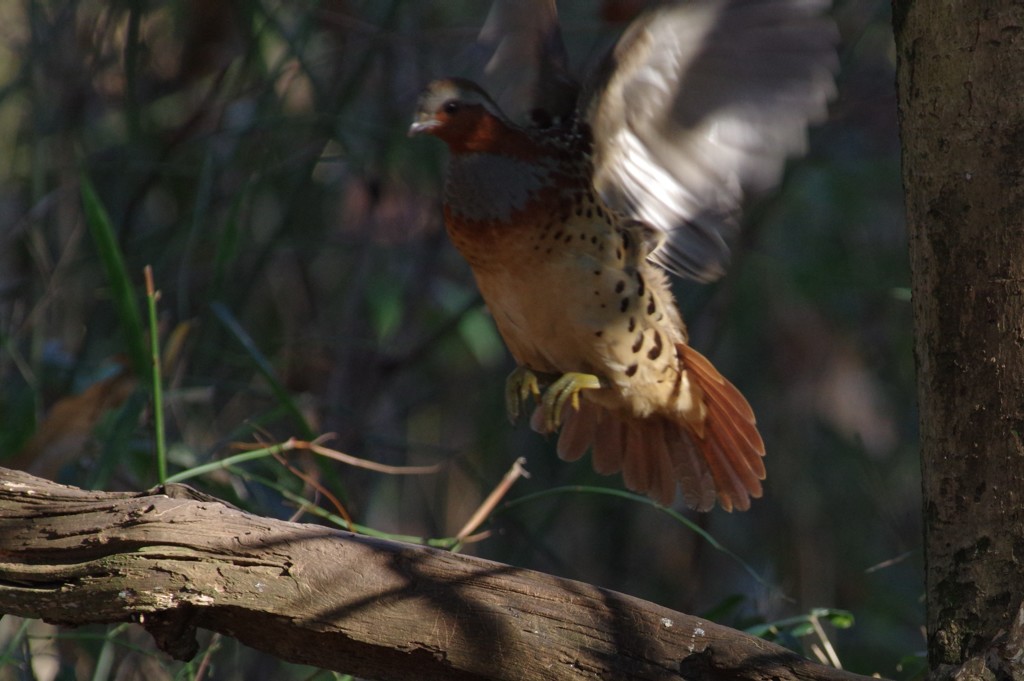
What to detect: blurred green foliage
<box><xmin>0</xmin><ymin>0</ymin><xmax>918</xmax><ymax>678</ymax></box>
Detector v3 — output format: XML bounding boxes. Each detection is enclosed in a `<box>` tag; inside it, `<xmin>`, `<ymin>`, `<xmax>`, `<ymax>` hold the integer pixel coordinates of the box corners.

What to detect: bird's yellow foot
<box><xmin>541</xmin><ymin>372</ymin><xmax>603</xmax><ymax>432</ymax></box>
<box><xmin>505</xmin><ymin>366</ymin><xmax>542</xmax><ymax>423</ymax></box>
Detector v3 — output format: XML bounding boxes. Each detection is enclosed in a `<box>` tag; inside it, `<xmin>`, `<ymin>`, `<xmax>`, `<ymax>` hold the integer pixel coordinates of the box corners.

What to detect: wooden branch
<box><xmin>0</xmin><ymin>467</ymin><xmax>879</xmax><ymax>681</ymax></box>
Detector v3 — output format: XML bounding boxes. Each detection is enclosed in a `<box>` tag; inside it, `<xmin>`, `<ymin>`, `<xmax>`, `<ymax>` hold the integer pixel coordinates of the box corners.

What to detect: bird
<box><xmin>409</xmin><ymin>0</ymin><xmax>837</xmax><ymax>512</ymax></box>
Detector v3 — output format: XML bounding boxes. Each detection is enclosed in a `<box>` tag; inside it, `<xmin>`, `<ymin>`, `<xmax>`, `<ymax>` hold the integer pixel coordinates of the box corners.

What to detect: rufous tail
<box><xmin>542</xmin><ymin>344</ymin><xmax>766</xmax><ymax>512</ymax></box>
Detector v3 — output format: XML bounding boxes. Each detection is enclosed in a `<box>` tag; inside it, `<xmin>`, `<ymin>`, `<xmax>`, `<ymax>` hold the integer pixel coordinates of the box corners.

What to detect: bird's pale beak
<box><xmin>408</xmin><ymin>115</ymin><xmax>440</xmax><ymax>137</ymax></box>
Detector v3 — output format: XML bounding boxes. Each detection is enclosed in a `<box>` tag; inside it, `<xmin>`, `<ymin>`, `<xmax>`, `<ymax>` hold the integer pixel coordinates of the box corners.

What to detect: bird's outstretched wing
<box><xmin>582</xmin><ymin>0</ymin><xmax>838</xmax><ymax>282</ymax></box>
<box><xmin>477</xmin><ymin>0</ymin><xmax>579</xmax><ymax>126</ymax></box>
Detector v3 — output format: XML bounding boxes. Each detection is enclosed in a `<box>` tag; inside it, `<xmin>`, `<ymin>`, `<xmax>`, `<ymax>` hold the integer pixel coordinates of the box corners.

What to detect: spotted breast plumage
<box><xmin>410</xmin><ymin>0</ymin><xmax>838</xmax><ymax>511</ymax></box>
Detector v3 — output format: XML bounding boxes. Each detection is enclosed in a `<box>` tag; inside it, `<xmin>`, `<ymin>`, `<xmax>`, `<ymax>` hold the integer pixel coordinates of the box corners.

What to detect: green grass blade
<box><xmin>212</xmin><ymin>178</ymin><xmax>252</xmax><ymax>300</ymax></box>
<box><xmin>79</xmin><ymin>171</ymin><xmax>148</xmax><ymax>379</ymax></box>
<box><xmin>499</xmin><ymin>485</ymin><xmax>770</xmax><ymax>589</ymax></box>
<box><xmin>88</xmin><ymin>389</ymin><xmax>147</xmax><ymax>490</ymax></box>
<box><xmin>166</xmin><ymin>445</ymin><xmax>454</xmax><ymax>546</ymax></box>
<box><xmin>210</xmin><ymin>301</ymin><xmax>315</xmax><ymax>439</ymax></box>
<box><xmin>164</xmin><ymin>442</ymin><xmax>291</xmax><ymax>484</ymax></box>
<box><xmin>744</xmin><ymin>608</ymin><xmax>854</xmax><ymax>638</ymax></box>
<box><xmin>230</xmin><ymin>467</ymin><xmax>439</xmax><ymax>545</ymax></box>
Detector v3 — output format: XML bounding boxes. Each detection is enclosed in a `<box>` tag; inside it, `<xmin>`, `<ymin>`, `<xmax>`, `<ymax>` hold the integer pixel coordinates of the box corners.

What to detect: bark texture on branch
<box><xmin>0</xmin><ymin>467</ymin><xmax>876</xmax><ymax>681</ymax></box>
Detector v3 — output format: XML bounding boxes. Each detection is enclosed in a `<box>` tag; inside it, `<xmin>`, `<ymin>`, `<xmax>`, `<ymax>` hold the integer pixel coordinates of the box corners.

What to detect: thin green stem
<box><xmin>163</xmin><ymin>442</ymin><xmax>290</xmax><ymax>484</ymax></box>
<box><xmin>499</xmin><ymin>485</ymin><xmax>770</xmax><ymax>589</ymax></box>
<box><xmin>0</xmin><ymin>618</ymin><xmax>30</xmax><ymax>665</ymax></box>
<box><xmin>234</xmin><ymin>467</ymin><xmax>457</xmax><ymax>547</ymax></box>
<box><xmin>168</xmin><ymin>448</ymin><xmax>458</xmax><ymax>546</ymax></box>
<box><xmin>145</xmin><ymin>266</ymin><xmax>167</xmax><ymax>484</ymax></box>
<box><xmin>89</xmin><ymin>624</ymin><xmax>131</xmax><ymax>681</ymax></box>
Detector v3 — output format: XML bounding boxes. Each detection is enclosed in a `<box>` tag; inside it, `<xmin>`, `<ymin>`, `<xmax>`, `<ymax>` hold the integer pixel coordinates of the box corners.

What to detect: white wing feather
<box><xmin>584</xmin><ymin>0</ymin><xmax>838</xmax><ymax>281</ymax></box>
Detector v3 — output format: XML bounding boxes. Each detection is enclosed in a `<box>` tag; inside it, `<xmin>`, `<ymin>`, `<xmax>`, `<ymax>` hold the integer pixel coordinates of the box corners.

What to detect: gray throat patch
<box><xmin>446</xmin><ymin>152</ymin><xmax>556</xmax><ymax>222</ymax></box>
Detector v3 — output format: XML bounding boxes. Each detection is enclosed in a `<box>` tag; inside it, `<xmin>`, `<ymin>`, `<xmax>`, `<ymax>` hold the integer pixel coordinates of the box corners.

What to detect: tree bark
<box><xmin>893</xmin><ymin>0</ymin><xmax>1024</xmax><ymax>676</ymax></box>
<box><xmin>0</xmin><ymin>467</ymin><xmax>877</xmax><ymax>681</ymax></box>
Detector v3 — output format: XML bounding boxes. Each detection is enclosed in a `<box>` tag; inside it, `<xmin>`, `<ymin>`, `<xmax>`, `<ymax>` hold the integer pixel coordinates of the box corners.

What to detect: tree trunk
<box><xmin>893</xmin><ymin>1</ymin><xmax>1024</xmax><ymax>675</ymax></box>
<box><xmin>0</xmin><ymin>467</ymin><xmax>878</xmax><ymax>681</ymax></box>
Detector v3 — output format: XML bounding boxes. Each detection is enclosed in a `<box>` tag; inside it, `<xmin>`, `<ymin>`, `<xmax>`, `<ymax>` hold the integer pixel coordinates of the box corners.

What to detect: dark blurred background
<box><xmin>0</xmin><ymin>1</ymin><xmax>917</xmax><ymax>678</ymax></box>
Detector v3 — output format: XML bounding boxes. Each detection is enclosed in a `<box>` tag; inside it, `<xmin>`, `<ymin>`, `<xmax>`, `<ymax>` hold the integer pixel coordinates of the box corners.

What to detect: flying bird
<box><xmin>410</xmin><ymin>0</ymin><xmax>837</xmax><ymax>511</ymax></box>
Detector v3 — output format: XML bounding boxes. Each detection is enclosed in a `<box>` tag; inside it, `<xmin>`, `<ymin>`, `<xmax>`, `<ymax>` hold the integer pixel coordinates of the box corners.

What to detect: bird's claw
<box><xmin>505</xmin><ymin>366</ymin><xmax>542</xmax><ymax>423</ymax></box>
<box><xmin>540</xmin><ymin>372</ymin><xmax>602</xmax><ymax>432</ymax></box>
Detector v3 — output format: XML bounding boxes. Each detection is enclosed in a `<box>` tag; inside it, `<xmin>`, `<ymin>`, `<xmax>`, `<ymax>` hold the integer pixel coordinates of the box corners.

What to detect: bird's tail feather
<box><xmin>677</xmin><ymin>343</ymin><xmax>765</xmax><ymax>511</ymax></box>
<box><xmin>538</xmin><ymin>343</ymin><xmax>765</xmax><ymax>512</ymax></box>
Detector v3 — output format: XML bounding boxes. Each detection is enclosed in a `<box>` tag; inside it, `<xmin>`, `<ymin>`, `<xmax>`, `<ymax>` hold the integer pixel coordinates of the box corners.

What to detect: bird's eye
<box><xmin>442</xmin><ymin>100</ymin><xmax>460</xmax><ymax>115</ymax></box>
